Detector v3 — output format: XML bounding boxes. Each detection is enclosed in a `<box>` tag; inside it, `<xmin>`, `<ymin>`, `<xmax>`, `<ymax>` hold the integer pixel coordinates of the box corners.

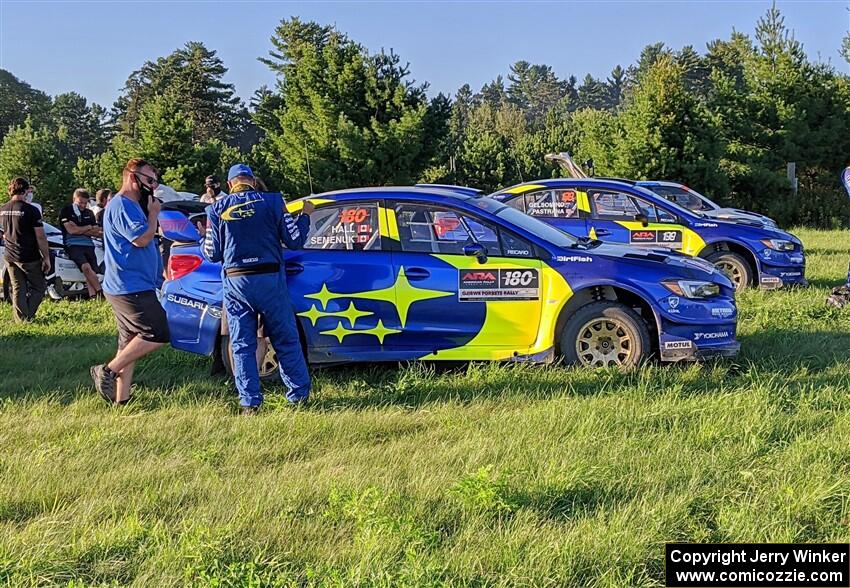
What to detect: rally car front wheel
<box><xmin>221</xmin><ymin>334</ymin><xmax>281</xmax><ymax>382</ymax></box>
<box><xmin>706</xmin><ymin>251</ymin><xmax>751</xmax><ymax>293</ymax></box>
<box><xmin>560</xmin><ymin>301</ymin><xmax>651</xmax><ymax>368</ymax></box>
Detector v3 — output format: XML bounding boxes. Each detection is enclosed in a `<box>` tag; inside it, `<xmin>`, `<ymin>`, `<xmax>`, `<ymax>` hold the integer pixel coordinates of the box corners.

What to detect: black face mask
<box><xmin>135</xmin><ymin>174</ymin><xmax>155</xmax><ymax>199</ymax></box>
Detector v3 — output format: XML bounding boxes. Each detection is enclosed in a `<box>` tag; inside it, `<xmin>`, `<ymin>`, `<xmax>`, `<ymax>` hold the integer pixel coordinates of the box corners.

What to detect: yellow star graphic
<box><xmin>297</xmin><ymin>304</ymin><xmax>324</xmax><ymax>326</ymax></box>
<box><xmin>320</xmin><ymin>322</ymin><xmax>351</xmax><ymax>343</ymax></box>
<box><xmin>297</xmin><ymin>302</ymin><xmax>373</xmax><ymax>327</ymax></box>
<box><xmin>302</xmin><ymin>267</ymin><xmax>451</xmax><ymax>327</ymax></box>
<box><xmin>393</xmin><ymin>267</ymin><xmax>452</xmax><ymax>327</ymax></box>
<box><xmin>319</xmin><ymin>319</ymin><xmax>401</xmax><ymax>344</ymax></box>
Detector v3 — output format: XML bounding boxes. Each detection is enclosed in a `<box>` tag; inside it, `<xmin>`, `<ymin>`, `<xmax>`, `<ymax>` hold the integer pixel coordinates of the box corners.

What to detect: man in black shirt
<box><xmin>1</xmin><ymin>177</ymin><xmax>50</xmax><ymax>321</ymax></box>
<box><xmin>59</xmin><ymin>188</ymin><xmax>103</xmax><ymax>298</ymax></box>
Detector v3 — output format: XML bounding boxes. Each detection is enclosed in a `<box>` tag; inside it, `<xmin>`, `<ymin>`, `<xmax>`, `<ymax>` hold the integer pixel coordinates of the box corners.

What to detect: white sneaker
<box><xmin>47</xmin><ymin>284</ymin><xmax>62</xmax><ymax>301</ymax></box>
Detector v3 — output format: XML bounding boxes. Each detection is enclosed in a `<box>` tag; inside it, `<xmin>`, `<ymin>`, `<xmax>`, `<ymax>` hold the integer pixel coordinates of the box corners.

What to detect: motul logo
<box><xmin>464</xmin><ymin>272</ymin><xmax>496</xmax><ymax>280</ymax></box>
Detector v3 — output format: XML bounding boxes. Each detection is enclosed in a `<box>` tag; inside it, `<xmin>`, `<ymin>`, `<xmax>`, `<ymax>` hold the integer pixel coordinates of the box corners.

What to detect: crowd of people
<box><xmin>2</xmin><ymin>160</ymin><xmax>314</xmax><ymax>414</ymax></box>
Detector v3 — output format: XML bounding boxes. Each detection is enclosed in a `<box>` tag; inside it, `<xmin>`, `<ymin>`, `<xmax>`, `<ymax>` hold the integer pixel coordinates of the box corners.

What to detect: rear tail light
<box><xmin>167</xmin><ymin>254</ymin><xmax>202</xmax><ymax>280</ymax></box>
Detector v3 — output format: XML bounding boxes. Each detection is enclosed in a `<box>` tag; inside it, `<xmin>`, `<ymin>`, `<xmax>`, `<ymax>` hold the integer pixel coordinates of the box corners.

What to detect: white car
<box><xmin>1</xmin><ymin>221</ymin><xmax>104</xmax><ymax>301</ymax></box>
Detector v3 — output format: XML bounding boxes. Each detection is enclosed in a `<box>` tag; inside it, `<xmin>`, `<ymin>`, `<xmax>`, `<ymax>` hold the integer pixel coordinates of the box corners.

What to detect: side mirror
<box><xmin>634</xmin><ymin>213</ymin><xmax>649</xmax><ymax>227</ymax></box>
<box><xmin>463</xmin><ymin>242</ymin><xmax>488</xmax><ymax>264</ymax></box>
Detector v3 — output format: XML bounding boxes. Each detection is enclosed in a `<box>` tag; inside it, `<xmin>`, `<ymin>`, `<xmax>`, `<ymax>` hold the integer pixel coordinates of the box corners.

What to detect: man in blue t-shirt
<box><xmin>90</xmin><ymin>158</ymin><xmax>169</xmax><ymax>406</ymax></box>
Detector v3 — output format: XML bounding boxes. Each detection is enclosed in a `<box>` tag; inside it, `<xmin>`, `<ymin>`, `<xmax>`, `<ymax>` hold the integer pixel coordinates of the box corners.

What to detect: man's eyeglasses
<box><xmin>134</xmin><ymin>171</ymin><xmax>160</xmax><ymax>187</ymax></box>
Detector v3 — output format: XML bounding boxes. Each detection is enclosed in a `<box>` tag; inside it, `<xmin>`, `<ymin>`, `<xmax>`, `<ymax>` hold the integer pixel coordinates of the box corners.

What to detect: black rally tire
<box><xmin>220</xmin><ymin>334</ymin><xmax>281</xmax><ymax>382</ymax></box>
<box><xmin>559</xmin><ymin>301</ymin><xmax>651</xmax><ymax>368</ymax></box>
<box><xmin>705</xmin><ymin>251</ymin><xmax>751</xmax><ymax>293</ymax></box>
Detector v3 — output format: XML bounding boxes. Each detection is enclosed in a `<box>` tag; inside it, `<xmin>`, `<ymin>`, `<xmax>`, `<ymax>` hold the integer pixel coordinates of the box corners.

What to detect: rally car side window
<box><xmin>590</xmin><ymin>190</ymin><xmax>674</xmax><ymax>223</ymax></box>
<box><xmin>395</xmin><ymin>203</ymin><xmax>535</xmax><ymax>258</ymax></box>
<box><xmin>303</xmin><ymin>202</ymin><xmax>381</xmax><ymax>251</ymax></box>
<box><xmin>590</xmin><ymin>190</ymin><xmax>641</xmax><ymax>219</ymax></box>
<box><xmin>522</xmin><ymin>189</ymin><xmax>579</xmax><ymax>219</ymax></box>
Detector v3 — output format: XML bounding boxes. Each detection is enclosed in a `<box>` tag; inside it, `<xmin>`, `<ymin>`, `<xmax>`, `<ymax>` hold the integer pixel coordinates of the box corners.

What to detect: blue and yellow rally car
<box><xmin>491</xmin><ymin>178</ymin><xmax>806</xmax><ymax>292</ymax></box>
<box><xmin>158</xmin><ymin>186</ymin><xmax>739</xmax><ymax>373</ymax></box>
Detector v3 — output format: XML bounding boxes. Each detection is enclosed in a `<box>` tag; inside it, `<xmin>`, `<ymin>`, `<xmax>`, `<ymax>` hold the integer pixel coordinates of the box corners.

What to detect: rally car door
<box><xmin>586</xmin><ymin>188</ymin><xmax>685</xmax><ymax>250</ymax></box>
<box><xmin>388</xmin><ymin>201</ymin><xmax>544</xmax><ymax>355</ymax></box>
<box><xmin>286</xmin><ymin>200</ymin><xmax>399</xmax><ymax>357</ymax></box>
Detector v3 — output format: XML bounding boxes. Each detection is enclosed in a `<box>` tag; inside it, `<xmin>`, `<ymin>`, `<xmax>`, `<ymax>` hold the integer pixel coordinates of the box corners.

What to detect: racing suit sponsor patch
<box><xmin>458</xmin><ymin>268</ymin><xmax>539</xmax><ymax>301</ymax></box>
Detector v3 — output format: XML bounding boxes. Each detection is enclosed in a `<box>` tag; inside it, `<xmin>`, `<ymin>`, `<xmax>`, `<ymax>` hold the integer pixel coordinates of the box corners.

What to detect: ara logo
<box><xmin>166</xmin><ymin>293</ymin><xmax>208</xmax><ymax>312</ymax></box>
<box><xmin>631</xmin><ymin>231</ymin><xmax>656</xmax><ymax>242</ymax></box>
<box><xmin>694</xmin><ymin>331</ymin><xmax>730</xmax><ymax>341</ymax></box>
<box><xmin>464</xmin><ymin>271</ymin><xmax>497</xmax><ymax>281</ymax></box>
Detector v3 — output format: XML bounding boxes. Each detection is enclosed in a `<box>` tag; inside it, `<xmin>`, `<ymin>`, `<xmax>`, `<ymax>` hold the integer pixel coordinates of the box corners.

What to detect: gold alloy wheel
<box><xmin>227</xmin><ymin>337</ymin><xmax>279</xmax><ymax>378</ymax></box>
<box><xmin>256</xmin><ymin>338</ymin><xmax>279</xmax><ymax>378</ymax></box>
<box><xmin>575</xmin><ymin>317</ymin><xmax>635</xmax><ymax>367</ymax></box>
<box><xmin>714</xmin><ymin>259</ymin><xmax>745</xmax><ymax>290</ymax></box>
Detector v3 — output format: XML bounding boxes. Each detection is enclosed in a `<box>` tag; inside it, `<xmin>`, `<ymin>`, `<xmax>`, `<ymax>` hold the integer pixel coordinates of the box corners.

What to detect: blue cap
<box><xmin>227</xmin><ymin>164</ymin><xmax>254</xmax><ymax>181</ymax></box>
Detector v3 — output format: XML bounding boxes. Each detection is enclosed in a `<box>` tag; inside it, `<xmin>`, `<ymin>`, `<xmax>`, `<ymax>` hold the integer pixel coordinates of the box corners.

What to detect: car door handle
<box><xmin>285</xmin><ymin>262</ymin><xmax>304</xmax><ymax>275</ymax></box>
<box><xmin>405</xmin><ymin>267</ymin><xmax>431</xmax><ymax>281</ymax></box>
<box><xmin>594</xmin><ymin>228</ymin><xmax>612</xmax><ymax>236</ymax></box>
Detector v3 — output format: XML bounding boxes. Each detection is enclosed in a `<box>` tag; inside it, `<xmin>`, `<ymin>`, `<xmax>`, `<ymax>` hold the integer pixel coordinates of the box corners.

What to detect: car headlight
<box><xmin>662</xmin><ymin>279</ymin><xmax>721</xmax><ymax>298</ymax></box>
<box><xmin>761</xmin><ymin>238</ymin><xmax>795</xmax><ymax>252</ymax></box>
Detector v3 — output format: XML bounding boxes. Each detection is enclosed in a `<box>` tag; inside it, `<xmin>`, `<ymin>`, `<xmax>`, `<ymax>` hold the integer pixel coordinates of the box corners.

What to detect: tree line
<box><xmin>2</xmin><ymin>6</ymin><xmax>849</xmax><ymax>227</ymax></box>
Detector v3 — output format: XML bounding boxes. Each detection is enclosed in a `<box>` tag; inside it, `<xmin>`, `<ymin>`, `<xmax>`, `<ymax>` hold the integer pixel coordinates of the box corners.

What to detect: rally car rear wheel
<box><xmin>560</xmin><ymin>302</ymin><xmax>650</xmax><ymax>368</ymax></box>
<box><xmin>221</xmin><ymin>334</ymin><xmax>281</xmax><ymax>382</ymax></box>
<box><xmin>706</xmin><ymin>251</ymin><xmax>751</xmax><ymax>292</ymax></box>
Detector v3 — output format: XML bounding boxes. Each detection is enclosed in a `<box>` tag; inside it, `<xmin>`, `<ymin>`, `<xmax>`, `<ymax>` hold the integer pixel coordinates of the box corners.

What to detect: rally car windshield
<box><xmin>648</xmin><ymin>185</ymin><xmax>716</xmax><ymax>212</ymax></box>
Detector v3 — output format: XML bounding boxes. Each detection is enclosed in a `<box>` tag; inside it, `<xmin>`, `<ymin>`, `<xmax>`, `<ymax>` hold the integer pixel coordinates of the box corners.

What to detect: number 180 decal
<box><xmin>458</xmin><ymin>269</ymin><xmax>540</xmax><ymax>301</ymax></box>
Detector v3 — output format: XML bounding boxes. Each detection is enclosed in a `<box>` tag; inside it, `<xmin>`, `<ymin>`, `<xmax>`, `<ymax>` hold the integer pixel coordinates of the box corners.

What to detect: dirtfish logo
<box><xmin>556</xmin><ymin>255</ymin><xmax>592</xmax><ymax>263</ymax></box>
<box><xmin>221</xmin><ymin>199</ymin><xmax>262</xmax><ymax>221</ymax></box>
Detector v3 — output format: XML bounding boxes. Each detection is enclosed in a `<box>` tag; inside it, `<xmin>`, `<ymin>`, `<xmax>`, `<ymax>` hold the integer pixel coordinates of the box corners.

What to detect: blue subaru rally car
<box><xmin>491</xmin><ymin>178</ymin><xmax>806</xmax><ymax>292</ymax></box>
<box><xmin>633</xmin><ymin>180</ymin><xmax>778</xmax><ymax>228</ymax></box>
<box><xmin>158</xmin><ymin>186</ymin><xmax>739</xmax><ymax>373</ymax></box>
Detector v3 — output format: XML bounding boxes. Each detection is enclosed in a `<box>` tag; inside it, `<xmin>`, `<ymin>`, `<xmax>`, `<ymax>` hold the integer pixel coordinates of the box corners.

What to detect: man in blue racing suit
<box><xmin>203</xmin><ymin>164</ymin><xmax>314</xmax><ymax>413</ymax></box>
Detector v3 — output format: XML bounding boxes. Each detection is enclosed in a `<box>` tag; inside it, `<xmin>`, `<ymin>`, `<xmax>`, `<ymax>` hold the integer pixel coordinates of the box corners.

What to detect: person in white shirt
<box><xmin>89</xmin><ymin>188</ymin><xmax>111</xmax><ymax>222</ymax></box>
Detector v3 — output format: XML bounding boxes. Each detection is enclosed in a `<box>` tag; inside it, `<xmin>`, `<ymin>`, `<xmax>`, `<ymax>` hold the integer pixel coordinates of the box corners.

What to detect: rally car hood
<box><xmin>701</xmin><ymin>207</ymin><xmax>777</xmax><ymax>228</ymax></box>
<box><xmin>561</xmin><ymin>240</ymin><xmax>732</xmax><ymax>286</ymax></box>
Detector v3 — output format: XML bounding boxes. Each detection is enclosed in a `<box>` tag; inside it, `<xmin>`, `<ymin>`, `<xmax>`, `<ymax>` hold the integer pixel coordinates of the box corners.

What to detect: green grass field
<box><xmin>3</xmin><ymin>229</ymin><xmax>850</xmax><ymax>587</ymax></box>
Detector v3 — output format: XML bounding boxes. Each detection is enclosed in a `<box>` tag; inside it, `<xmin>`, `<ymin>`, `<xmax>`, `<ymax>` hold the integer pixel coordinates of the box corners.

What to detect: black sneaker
<box><xmin>90</xmin><ymin>364</ymin><xmax>117</xmax><ymax>404</ymax></box>
<box><xmin>239</xmin><ymin>406</ymin><xmax>259</xmax><ymax>416</ymax></box>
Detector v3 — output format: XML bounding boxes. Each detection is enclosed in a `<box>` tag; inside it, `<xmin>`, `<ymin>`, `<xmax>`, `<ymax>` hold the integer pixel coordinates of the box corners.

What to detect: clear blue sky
<box><xmin>1</xmin><ymin>1</ymin><xmax>848</xmax><ymax>108</ymax></box>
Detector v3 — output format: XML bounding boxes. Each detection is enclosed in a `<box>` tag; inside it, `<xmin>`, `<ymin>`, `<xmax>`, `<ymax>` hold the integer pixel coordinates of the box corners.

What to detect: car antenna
<box><xmin>304</xmin><ymin>140</ymin><xmax>314</xmax><ymax>195</ymax></box>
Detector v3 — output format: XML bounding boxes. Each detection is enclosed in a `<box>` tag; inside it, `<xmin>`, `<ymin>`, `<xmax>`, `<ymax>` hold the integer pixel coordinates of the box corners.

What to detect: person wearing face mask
<box><xmin>203</xmin><ymin>164</ymin><xmax>313</xmax><ymax>414</ymax></box>
<box><xmin>24</xmin><ymin>184</ymin><xmax>43</xmax><ymax>215</ymax></box>
<box><xmin>90</xmin><ymin>158</ymin><xmax>170</xmax><ymax>406</ymax></box>
<box><xmin>200</xmin><ymin>175</ymin><xmax>227</xmax><ymax>204</ymax></box>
